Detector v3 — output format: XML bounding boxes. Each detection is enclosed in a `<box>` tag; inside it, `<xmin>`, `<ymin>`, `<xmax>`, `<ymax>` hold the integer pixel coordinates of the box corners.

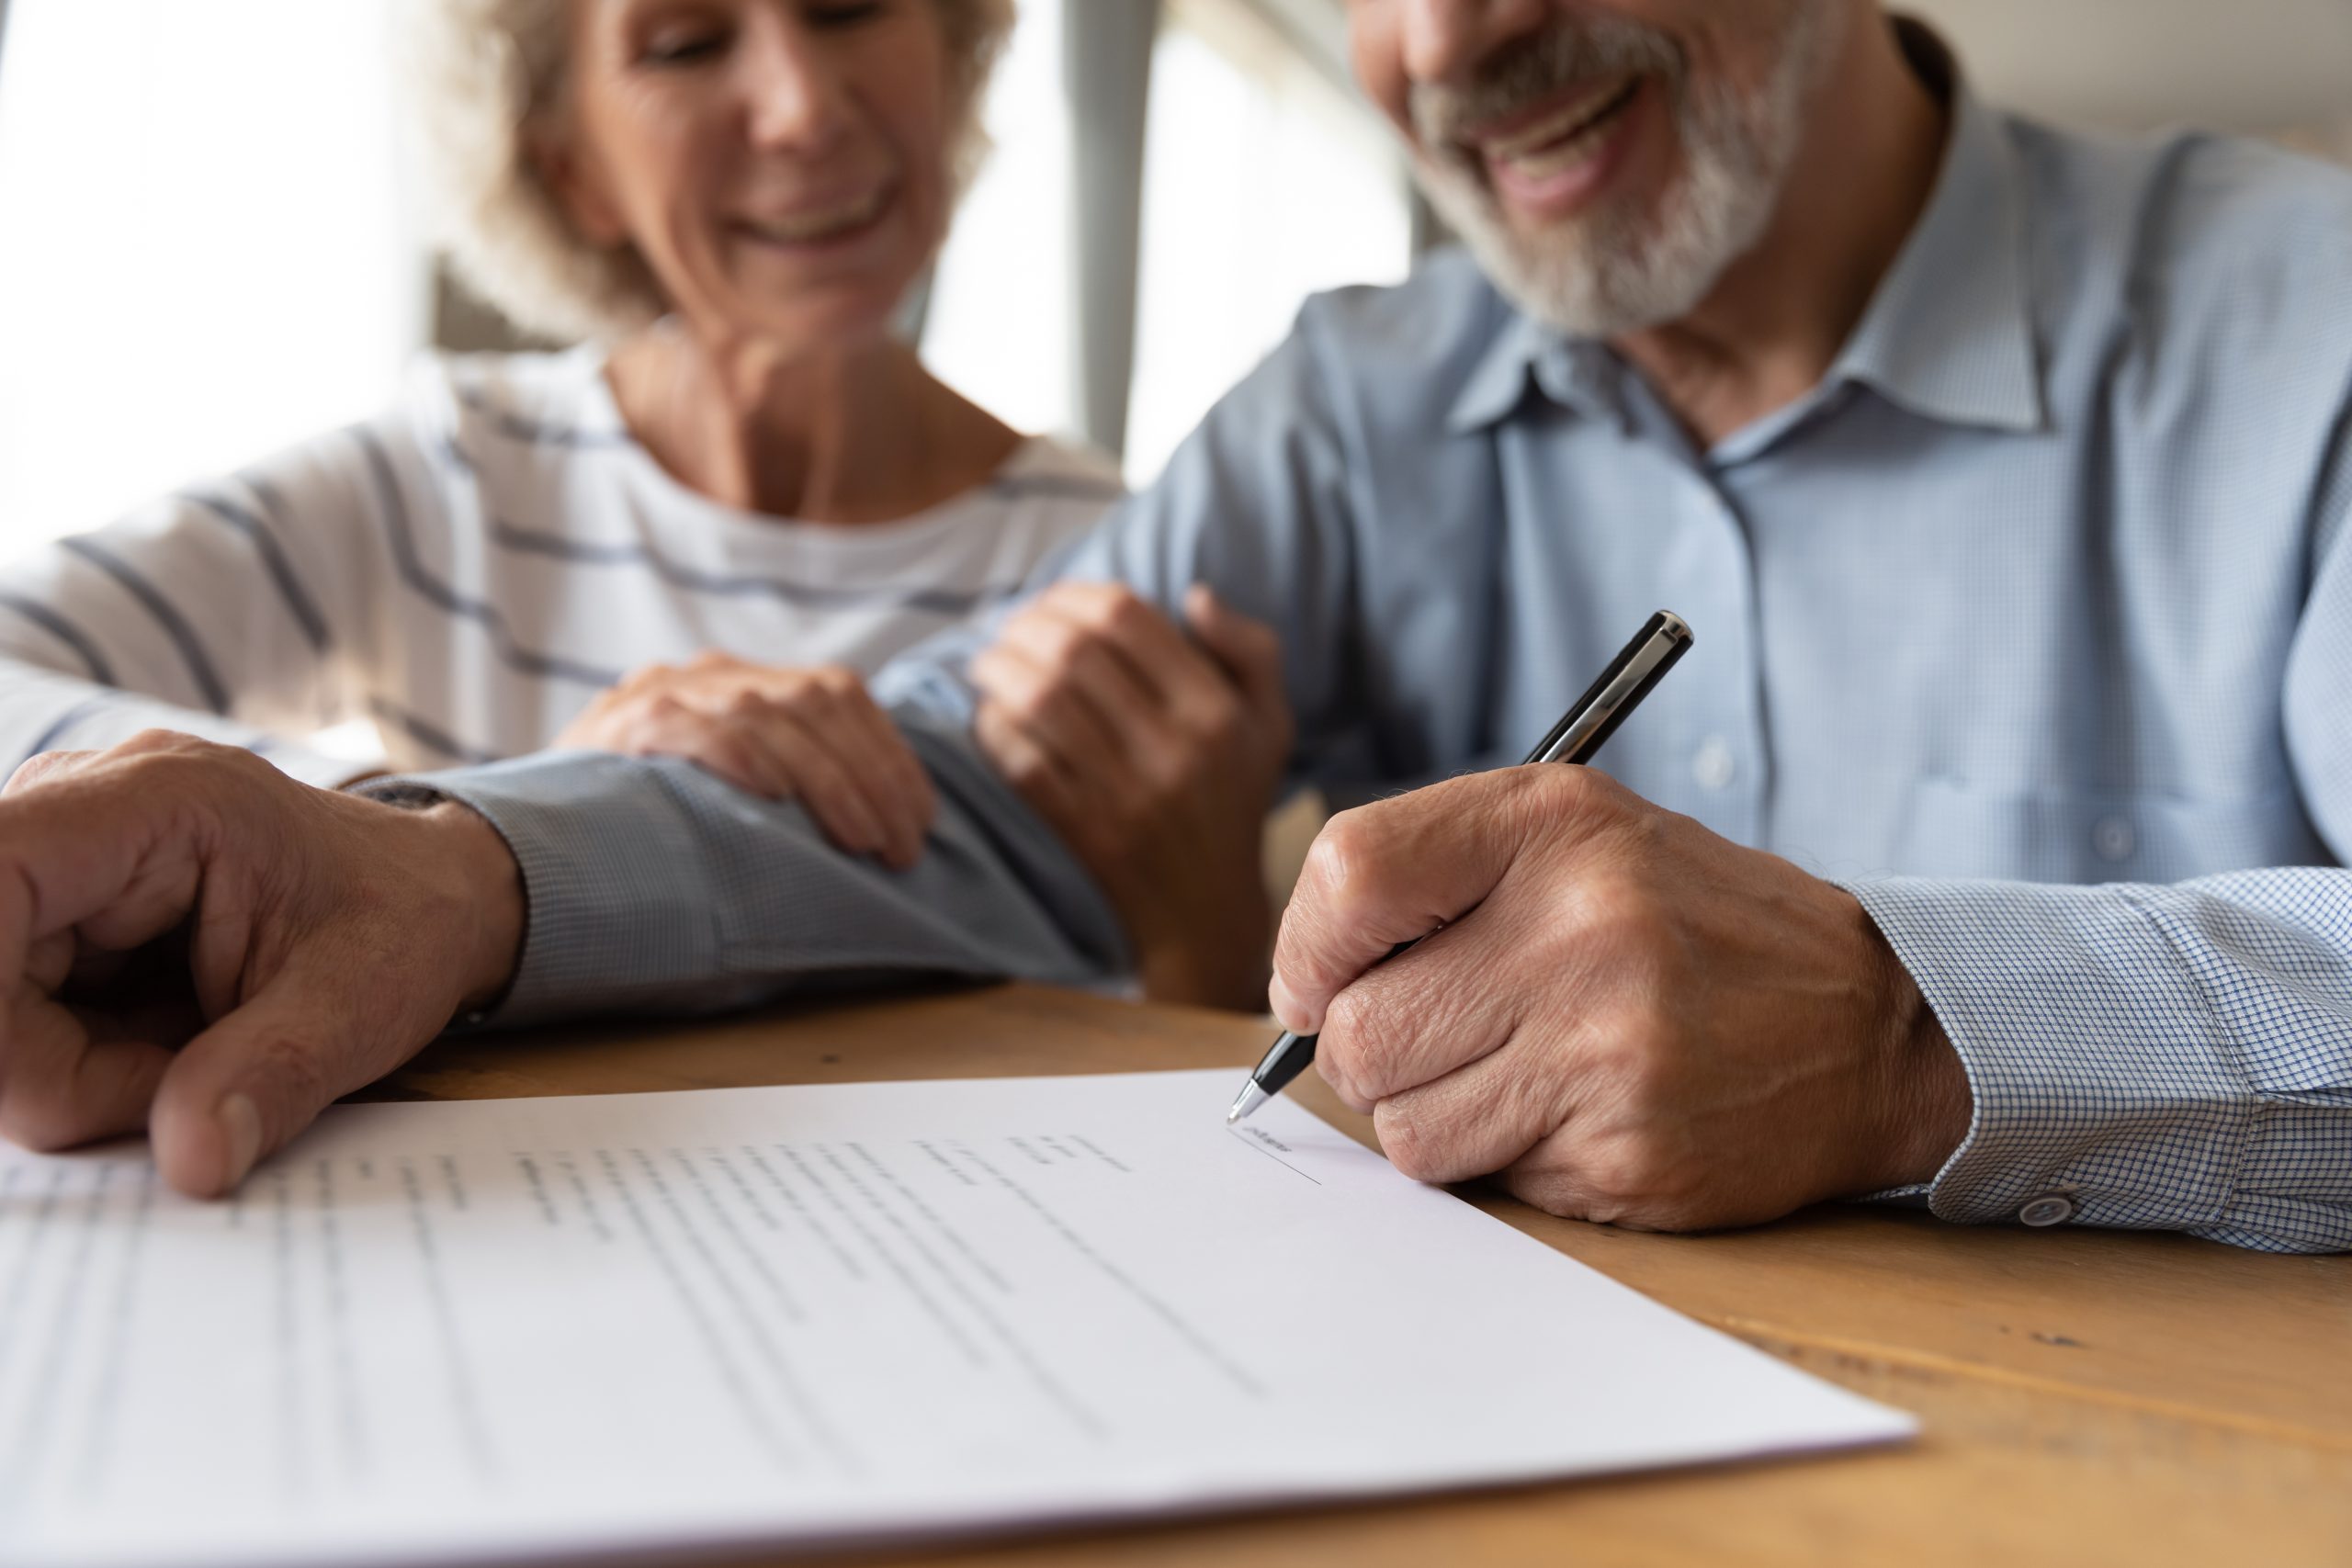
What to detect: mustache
<box><xmin>1409</xmin><ymin>18</ymin><xmax>1681</xmax><ymax>150</ymax></box>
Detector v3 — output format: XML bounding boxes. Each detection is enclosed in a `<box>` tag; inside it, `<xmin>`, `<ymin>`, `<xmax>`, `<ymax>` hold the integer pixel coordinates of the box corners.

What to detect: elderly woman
<box><xmin>0</xmin><ymin>0</ymin><xmax>1118</xmax><ymax>870</ymax></box>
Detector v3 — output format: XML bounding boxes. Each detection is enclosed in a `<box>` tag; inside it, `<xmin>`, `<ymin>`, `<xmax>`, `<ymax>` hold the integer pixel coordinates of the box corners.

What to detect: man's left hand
<box><xmin>1271</xmin><ymin>766</ymin><xmax>1972</xmax><ymax>1230</ymax></box>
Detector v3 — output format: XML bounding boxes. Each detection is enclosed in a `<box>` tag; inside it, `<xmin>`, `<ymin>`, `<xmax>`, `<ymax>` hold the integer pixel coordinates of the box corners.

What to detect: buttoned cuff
<box><xmin>356</xmin><ymin>752</ymin><xmax>724</xmax><ymax>1026</ymax></box>
<box><xmin>1843</xmin><ymin>877</ymin><xmax>2255</xmax><ymax>1235</ymax></box>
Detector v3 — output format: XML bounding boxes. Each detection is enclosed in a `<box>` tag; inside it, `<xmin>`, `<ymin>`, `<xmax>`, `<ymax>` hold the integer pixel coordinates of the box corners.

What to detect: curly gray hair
<box><xmin>406</xmin><ymin>0</ymin><xmax>1016</xmax><ymax>343</ymax></box>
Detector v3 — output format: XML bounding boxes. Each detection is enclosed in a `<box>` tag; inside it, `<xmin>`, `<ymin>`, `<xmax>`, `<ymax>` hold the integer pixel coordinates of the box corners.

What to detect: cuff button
<box><xmin>2018</xmin><ymin>1193</ymin><xmax>2077</xmax><ymax>1227</ymax></box>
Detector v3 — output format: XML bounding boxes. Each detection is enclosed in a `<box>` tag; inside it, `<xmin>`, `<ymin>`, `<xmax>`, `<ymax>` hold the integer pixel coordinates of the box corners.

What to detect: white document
<box><xmin>0</xmin><ymin>1069</ymin><xmax>1912</xmax><ymax>1567</ymax></box>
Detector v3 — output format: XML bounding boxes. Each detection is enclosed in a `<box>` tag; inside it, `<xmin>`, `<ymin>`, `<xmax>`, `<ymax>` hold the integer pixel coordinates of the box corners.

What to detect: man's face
<box><xmin>1350</xmin><ymin>0</ymin><xmax>1842</xmax><ymax>336</ymax></box>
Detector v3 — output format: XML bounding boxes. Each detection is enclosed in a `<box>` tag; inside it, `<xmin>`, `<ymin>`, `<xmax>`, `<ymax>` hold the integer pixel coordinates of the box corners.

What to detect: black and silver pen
<box><xmin>1226</xmin><ymin>609</ymin><xmax>1695</xmax><ymax>1126</ymax></box>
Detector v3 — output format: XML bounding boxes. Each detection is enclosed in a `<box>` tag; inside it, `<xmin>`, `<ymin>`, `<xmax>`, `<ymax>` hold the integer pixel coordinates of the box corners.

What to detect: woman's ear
<box><xmin>529</xmin><ymin>123</ymin><xmax>631</xmax><ymax>248</ymax></box>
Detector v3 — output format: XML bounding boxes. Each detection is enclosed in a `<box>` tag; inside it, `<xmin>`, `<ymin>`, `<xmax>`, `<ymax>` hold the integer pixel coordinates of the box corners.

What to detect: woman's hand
<box><xmin>557</xmin><ymin>653</ymin><xmax>936</xmax><ymax>871</ymax></box>
<box><xmin>971</xmin><ymin>583</ymin><xmax>1293</xmax><ymax>1011</ymax></box>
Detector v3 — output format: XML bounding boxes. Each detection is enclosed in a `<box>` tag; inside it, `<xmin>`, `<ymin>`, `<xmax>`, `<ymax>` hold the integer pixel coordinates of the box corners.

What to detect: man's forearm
<box><xmin>1850</xmin><ymin>871</ymin><xmax>2352</xmax><ymax>1253</ymax></box>
<box><xmin>361</xmin><ymin>717</ymin><xmax>1129</xmax><ymax>1025</ymax></box>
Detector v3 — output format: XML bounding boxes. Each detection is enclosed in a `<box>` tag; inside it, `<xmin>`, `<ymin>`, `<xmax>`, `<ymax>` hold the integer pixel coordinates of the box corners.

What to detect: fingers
<box><xmin>1032</xmin><ymin>583</ymin><xmax>1228</xmax><ymax>720</ymax></box>
<box><xmin>146</xmin><ymin>972</ymin><xmax>400</xmax><ymax>1199</ymax></box>
<box><xmin>617</xmin><ymin>694</ymin><xmax>790</xmax><ymax>796</ymax></box>
<box><xmin>791</xmin><ymin>674</ymin><xmax>935</xmax><ymax>868</ymax></box>
<box><xmin>0</xmin><ymin>738</ymin><xmax>211</xmax><ymax>1002</ymax></box>
<box><xmin>1271</xmin><ymin>779</ymin><xmax>1521</xmax><ymax>1035</ymax></box>
<box><xmin>0</xmin><ymin>995</ymin><xmax>174</xmax><ymax>1155</ymax></box>
<box><xmin>649</xmin><ymin>693</ymin><xmax>897</xmax><ymax>863</ymax></box>
<box><xmin>1369</xmin><ymin>1024</ymin><xmax>1572</xmax><ymax>1187</ymax></box>
<box><xmin>569</xmin><ymin>663</ymin><xmax>933</xmax><ymax>871</ymax></box>
<box><xmin>748</xmin><ymin>706</ymin><xmax>901</xmax><ymax>867</ymax></box>
<box><xmin>1272</xmin><ymin>767</ymin><xmax>1611</xmax><ymax>1035</ymax></box>
<box><xmin>973</xmin><ymin>699</ymin><xmax>1093</xmax><ymax>843</ymax></box>
<box><xmin>1183</xmin><ymin>586</ymin><xmax>1288</xmax><ymax>719</ymax></box>
<box><xmin>970</xmin><ymin>639</ymin><xmax>1134</xmax><ymax>781</ymax></box>
<box><xmin>1309</xmin><ymin>897</ymin><xmax>1527</xmax><ymax>1111</ymax></box>
<box><xmin>5</xmin><ymin>748</ymin><xmax>99</xmax><ymax>797</ymax></box>
<box><xmin>1001</xmin><ymin>588</ymin><xmax>1257</xmax><ymax>795</ymax></box>
<box><xmin>990</xmin><ymin>602</ymin><xmax>1166</xmax><ymax>741</ymax></box>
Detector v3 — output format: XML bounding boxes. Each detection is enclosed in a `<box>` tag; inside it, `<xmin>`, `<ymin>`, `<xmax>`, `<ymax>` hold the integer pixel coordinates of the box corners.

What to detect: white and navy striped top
<box><xmin>0</xmin><ymin>348</ymin><xmax>1124</xmax><ymax>784</ymax></box>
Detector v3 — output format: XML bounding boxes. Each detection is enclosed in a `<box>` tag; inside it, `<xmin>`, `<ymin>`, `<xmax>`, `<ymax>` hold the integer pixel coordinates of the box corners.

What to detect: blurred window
<box><xmin>0</xmin><ymin>0</ymin><xmax>1409</xmax><ymax>557</ymax></box>
<box><xmin>0</xmin><ymin>0</ymin><xmax>414</xmax><ymax>561</ymax></box>
<box><xmin>923</xmin><ymin>0</ymin><xmax>1412</xmax><ymax>485</ymax></box>
<box><xmin>1124</xmin><ymin>0</ymin><xmax>1410</xmax><ymax>484</ymax></box>
<box><xmin>921</xmin><ymin>0</ymin><xmax>1080</xmax><ymax>451</ymax></box>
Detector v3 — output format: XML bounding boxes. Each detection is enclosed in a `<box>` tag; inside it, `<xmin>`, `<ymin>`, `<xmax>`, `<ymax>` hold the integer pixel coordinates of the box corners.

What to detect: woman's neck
<box><xmin>604</xmin><ymin>322</ymin><xmax>1023</xmax><ymax>525</ymax></box>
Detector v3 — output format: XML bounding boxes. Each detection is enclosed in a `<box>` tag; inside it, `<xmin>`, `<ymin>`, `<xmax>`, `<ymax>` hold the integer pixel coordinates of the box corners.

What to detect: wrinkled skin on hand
<box><xmin>1272</xmin><ymin>765</ymin><xmax>1972</xmax><ymax>1231</ymax></box>
<box><xmin>0</xmin><ymin>732</ymin><xmax>523</xmax><ymax>1197</ymax></box>
<box><xmin>559</xmin><ymin>653</ymin><xmax>937</xmax><ymax>870</ymax></box>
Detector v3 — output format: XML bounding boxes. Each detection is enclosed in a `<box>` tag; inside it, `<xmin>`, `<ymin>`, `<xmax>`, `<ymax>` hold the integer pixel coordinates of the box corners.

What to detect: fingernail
<box><xmin>217</xmin><ymin>1094</ymin><xmax>265</xmax><ymax>1190</ymax></box>
<box><xmin>1268</xmin><ymin>972</ymin><xmax>1307</xmax><ymax>1032</ymax></box>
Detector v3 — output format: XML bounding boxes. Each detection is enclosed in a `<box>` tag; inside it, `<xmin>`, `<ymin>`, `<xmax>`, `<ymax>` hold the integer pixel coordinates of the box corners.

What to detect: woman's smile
<box><xmin>729</xmin><ymin>179</ymin><xmax>899</xmax><ymax>249</ymax></box>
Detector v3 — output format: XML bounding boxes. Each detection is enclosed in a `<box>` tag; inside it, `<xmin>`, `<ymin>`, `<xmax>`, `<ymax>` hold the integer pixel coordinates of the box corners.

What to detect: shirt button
<box><xmin>2018</xmin><ymin>1193</ymin><xmax>2076</xmax><ymax>1227</ymax></box>
<box><xmin>1692</xmin><ymin>737</ymin><xmax>1737</xmax><ymax>791</ymax></box>
<box><xmin>2092</xmin><ymin>815</ymin><xmax>2135</xmax><ymax>863</ymax></box>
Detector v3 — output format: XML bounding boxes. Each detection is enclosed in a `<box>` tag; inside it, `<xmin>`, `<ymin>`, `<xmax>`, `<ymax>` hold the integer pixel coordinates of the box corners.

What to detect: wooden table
<box><xmin>372</xmin><ymin>983</ymin><xmax>2352</xmax><ymax>1567</ymax></box>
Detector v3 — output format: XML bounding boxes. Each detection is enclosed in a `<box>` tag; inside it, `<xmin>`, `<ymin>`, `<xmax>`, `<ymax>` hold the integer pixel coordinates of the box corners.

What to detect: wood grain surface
<box><xmin>365</xmin><ymin>983</ymin><xmax>2352</xmax><ymax>1568</ymax></box>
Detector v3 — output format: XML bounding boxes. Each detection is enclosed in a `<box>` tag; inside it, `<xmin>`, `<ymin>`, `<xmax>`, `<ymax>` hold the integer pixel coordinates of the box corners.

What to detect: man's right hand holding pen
<box><xmin>1268</xmin><ymin>763</ymin><xmax>1975</xmax><ymax>1232</ymax></box>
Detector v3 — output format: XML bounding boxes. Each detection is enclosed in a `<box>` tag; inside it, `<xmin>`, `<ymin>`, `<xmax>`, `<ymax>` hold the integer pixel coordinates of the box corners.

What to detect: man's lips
<box><xmin>1464</xmin><ymin>74</ymin><xmax>1648</xmax><ymax>211</ymax></box>
<box><xmin>1460</xmin><ymin>72</ymin><xmax>1643</xmax><ymax>160</ymax></box>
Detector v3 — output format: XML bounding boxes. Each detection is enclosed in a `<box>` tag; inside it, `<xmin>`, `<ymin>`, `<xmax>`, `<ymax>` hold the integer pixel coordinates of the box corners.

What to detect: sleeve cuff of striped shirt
<box><xmin>1841</xmin><ymin>876</ymin><xmax>2339</xmax><ymax>1252</ymax></box>
<box><xmin>356</xmin><ymin>754</ymin><xmax>725</xmax><ymax>1028</ymax></box>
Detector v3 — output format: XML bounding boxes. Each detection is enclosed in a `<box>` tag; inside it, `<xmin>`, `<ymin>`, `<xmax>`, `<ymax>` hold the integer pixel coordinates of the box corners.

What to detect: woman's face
<box><xmin>549</xmin><ymin>0</ymin><xmax>957</xmax><ymax>350</ymax></box>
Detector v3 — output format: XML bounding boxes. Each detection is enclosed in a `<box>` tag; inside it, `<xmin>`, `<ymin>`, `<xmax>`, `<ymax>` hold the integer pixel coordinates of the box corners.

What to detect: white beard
<box><xmin>1410</xmin><ymin>7</ymin><xmax>1839</xmax><ymax>339</ymax></box>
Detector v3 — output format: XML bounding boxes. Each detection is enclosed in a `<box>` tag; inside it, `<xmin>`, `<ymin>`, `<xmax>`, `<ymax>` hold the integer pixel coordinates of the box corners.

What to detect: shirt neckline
<box><xmin>563</xmin><ymin>348</ymin><xmax>1090</xmax><ymax>556</ymax></box>
<box><xmin>1444</xmin><ymin>17</ymin><xmax>2046</xmax><ymax>455</ymax></box>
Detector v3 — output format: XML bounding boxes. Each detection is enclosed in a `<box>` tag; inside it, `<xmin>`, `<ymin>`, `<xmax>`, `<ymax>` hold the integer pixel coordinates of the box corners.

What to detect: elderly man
<box><xmin>5</xmin><ymin>1</ymin><xmax>2349</xmax><ymax>1253</ymax></box>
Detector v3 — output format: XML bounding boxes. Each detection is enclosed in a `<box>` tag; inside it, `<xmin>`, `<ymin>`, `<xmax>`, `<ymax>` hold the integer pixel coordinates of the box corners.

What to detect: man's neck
<box><xmin>1612</xmin><ymin>14</ymin><xmax>1948</xmax><ymax>450</ymax></box>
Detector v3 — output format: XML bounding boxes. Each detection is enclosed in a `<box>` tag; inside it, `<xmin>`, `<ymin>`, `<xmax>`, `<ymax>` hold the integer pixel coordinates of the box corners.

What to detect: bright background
<box><xmin>1</xmin><ymin>0</ymin><xmax>2348</xmax><ymax>560</ymax></box>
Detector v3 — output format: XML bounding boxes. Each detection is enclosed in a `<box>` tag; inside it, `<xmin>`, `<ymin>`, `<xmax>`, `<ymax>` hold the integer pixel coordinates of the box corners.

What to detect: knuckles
<box><xmin>810</xmin><ymin>663</ymin><xmax>862</xmax><ymax>701</ymax></box>
<box><xmin>720</xmin><ymin>686</ymin><xmax>775</xmax><ymax>722</ymax></box>
<box><xmin>1373</xmin><ymin>1100</ymin><xmax>1455</xmax><ymax>1184</ymax></box>
<box><xmin>1546</xmin><ymin>869</ymin><xmax>1679</xmax><ymax>974</ymax></box>
<box><xmin>1054</xmin><ymin>582</ymin><xmax>1157</xmax><ymax>644</ymax></box>
<box><xmin>1519</xmin><ymin>1129</ymin><xmax>1710</xmax><ymax>1230</ymax></box>
<box><xmin>1291</xmin><ymin>810</ymin><xmax>1392</xmax><ymax>947</ymax></box>
<box><xmin>1316</xmin><ymin>983</ymin><xmax>1420</xmax><ymax>1105</ymax></box>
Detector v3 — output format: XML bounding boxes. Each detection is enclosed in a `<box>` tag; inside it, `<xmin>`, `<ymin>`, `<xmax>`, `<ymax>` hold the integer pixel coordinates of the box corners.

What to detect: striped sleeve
<box><xmin>0</xmin><ymin>424</ymin><xmax>396</xmax><ymax>786</ymax></box>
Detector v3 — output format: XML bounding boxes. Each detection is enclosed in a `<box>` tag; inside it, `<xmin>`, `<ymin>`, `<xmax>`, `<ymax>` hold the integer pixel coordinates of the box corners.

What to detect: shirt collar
<box><xmin>1446</xmin><ymin>310</ymin><xmax>1621</xmax><ymax>434</ymax></box>
<box><xmin>1445</xmin><ymin>19</ymin><xmax>2045</xmax><ymax>440</ymax></box>
<box><xmin>1830</xmin><ymin>27</ymin><xmax>2045</xmax><ymax>434</ymax></box>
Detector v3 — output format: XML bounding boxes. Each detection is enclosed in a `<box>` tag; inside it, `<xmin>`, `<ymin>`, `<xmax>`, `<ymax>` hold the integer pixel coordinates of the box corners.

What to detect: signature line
<box><xmin>1226</xmin><ymin>1126</ymin><xmax>1321</xmax><ymax>1185</ymax></box>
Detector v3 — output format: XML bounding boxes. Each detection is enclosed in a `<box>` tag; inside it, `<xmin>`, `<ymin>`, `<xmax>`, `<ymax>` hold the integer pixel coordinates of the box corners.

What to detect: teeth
<box><xmin>1482</xmin><ymin>77</ymin><xmax>1638</xmax><ymax>170</ymax></box>
<box><xmin>743</xmin><ymin>186</ymin><xmax>887</xmax><ymax>244</ymax></box>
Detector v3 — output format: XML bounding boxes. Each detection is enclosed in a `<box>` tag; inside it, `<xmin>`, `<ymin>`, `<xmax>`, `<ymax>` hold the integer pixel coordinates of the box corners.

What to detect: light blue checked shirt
<box><xmin>399</xmin><ymin>61</ymin><xmax>2352</xmax><ymax>1253</ymax></box>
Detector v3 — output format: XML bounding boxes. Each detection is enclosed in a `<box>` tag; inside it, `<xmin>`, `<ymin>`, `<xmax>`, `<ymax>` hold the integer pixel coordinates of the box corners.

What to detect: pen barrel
<box><xmin>1250</xmin><ymin>1031</ymin><xmax>1317</xmax><ymax>1097</ymax></box>
<box><xmin>1523</xmin><ymin>610</ymin><xmax>1694</xmax><ymax>767</ymax></box>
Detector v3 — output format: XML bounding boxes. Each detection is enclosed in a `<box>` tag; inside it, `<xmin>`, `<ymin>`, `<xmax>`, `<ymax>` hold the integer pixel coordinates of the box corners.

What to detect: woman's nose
<box><xmin>738</xmin><ymin>24</ymin><xmax>851</xmax><ymax>152</ymax></box>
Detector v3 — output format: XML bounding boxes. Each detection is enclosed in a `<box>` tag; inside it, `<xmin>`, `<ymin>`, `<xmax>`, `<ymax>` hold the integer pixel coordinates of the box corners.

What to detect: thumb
<box><xmin>1269</xmin><ymin>772</ymin><xmax>1539</xmax><ymax>1034</ymax></box>
<box><xmin>1183</xmin><ymin>584</ymin><xmax>1285</xmax><ymax>712</ymax></box>
<box><xmin>147</xmin><ymin>979</ymin><xmax>385</xmax><ymax>1198</ymax></box>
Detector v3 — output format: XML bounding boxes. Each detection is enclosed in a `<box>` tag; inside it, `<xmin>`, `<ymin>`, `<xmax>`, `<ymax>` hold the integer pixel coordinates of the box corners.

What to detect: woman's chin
<box><xmin>673</xmin><ymin>289</ymin><xmax>910</xmax><ymax>357</ymax></box>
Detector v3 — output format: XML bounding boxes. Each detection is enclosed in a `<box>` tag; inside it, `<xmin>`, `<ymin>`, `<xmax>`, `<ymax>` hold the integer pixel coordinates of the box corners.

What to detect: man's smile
<box><xmin>1458</xmin><ymin>73</ymin><xmax>1655</xmax><ymax>220</ymax></box>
